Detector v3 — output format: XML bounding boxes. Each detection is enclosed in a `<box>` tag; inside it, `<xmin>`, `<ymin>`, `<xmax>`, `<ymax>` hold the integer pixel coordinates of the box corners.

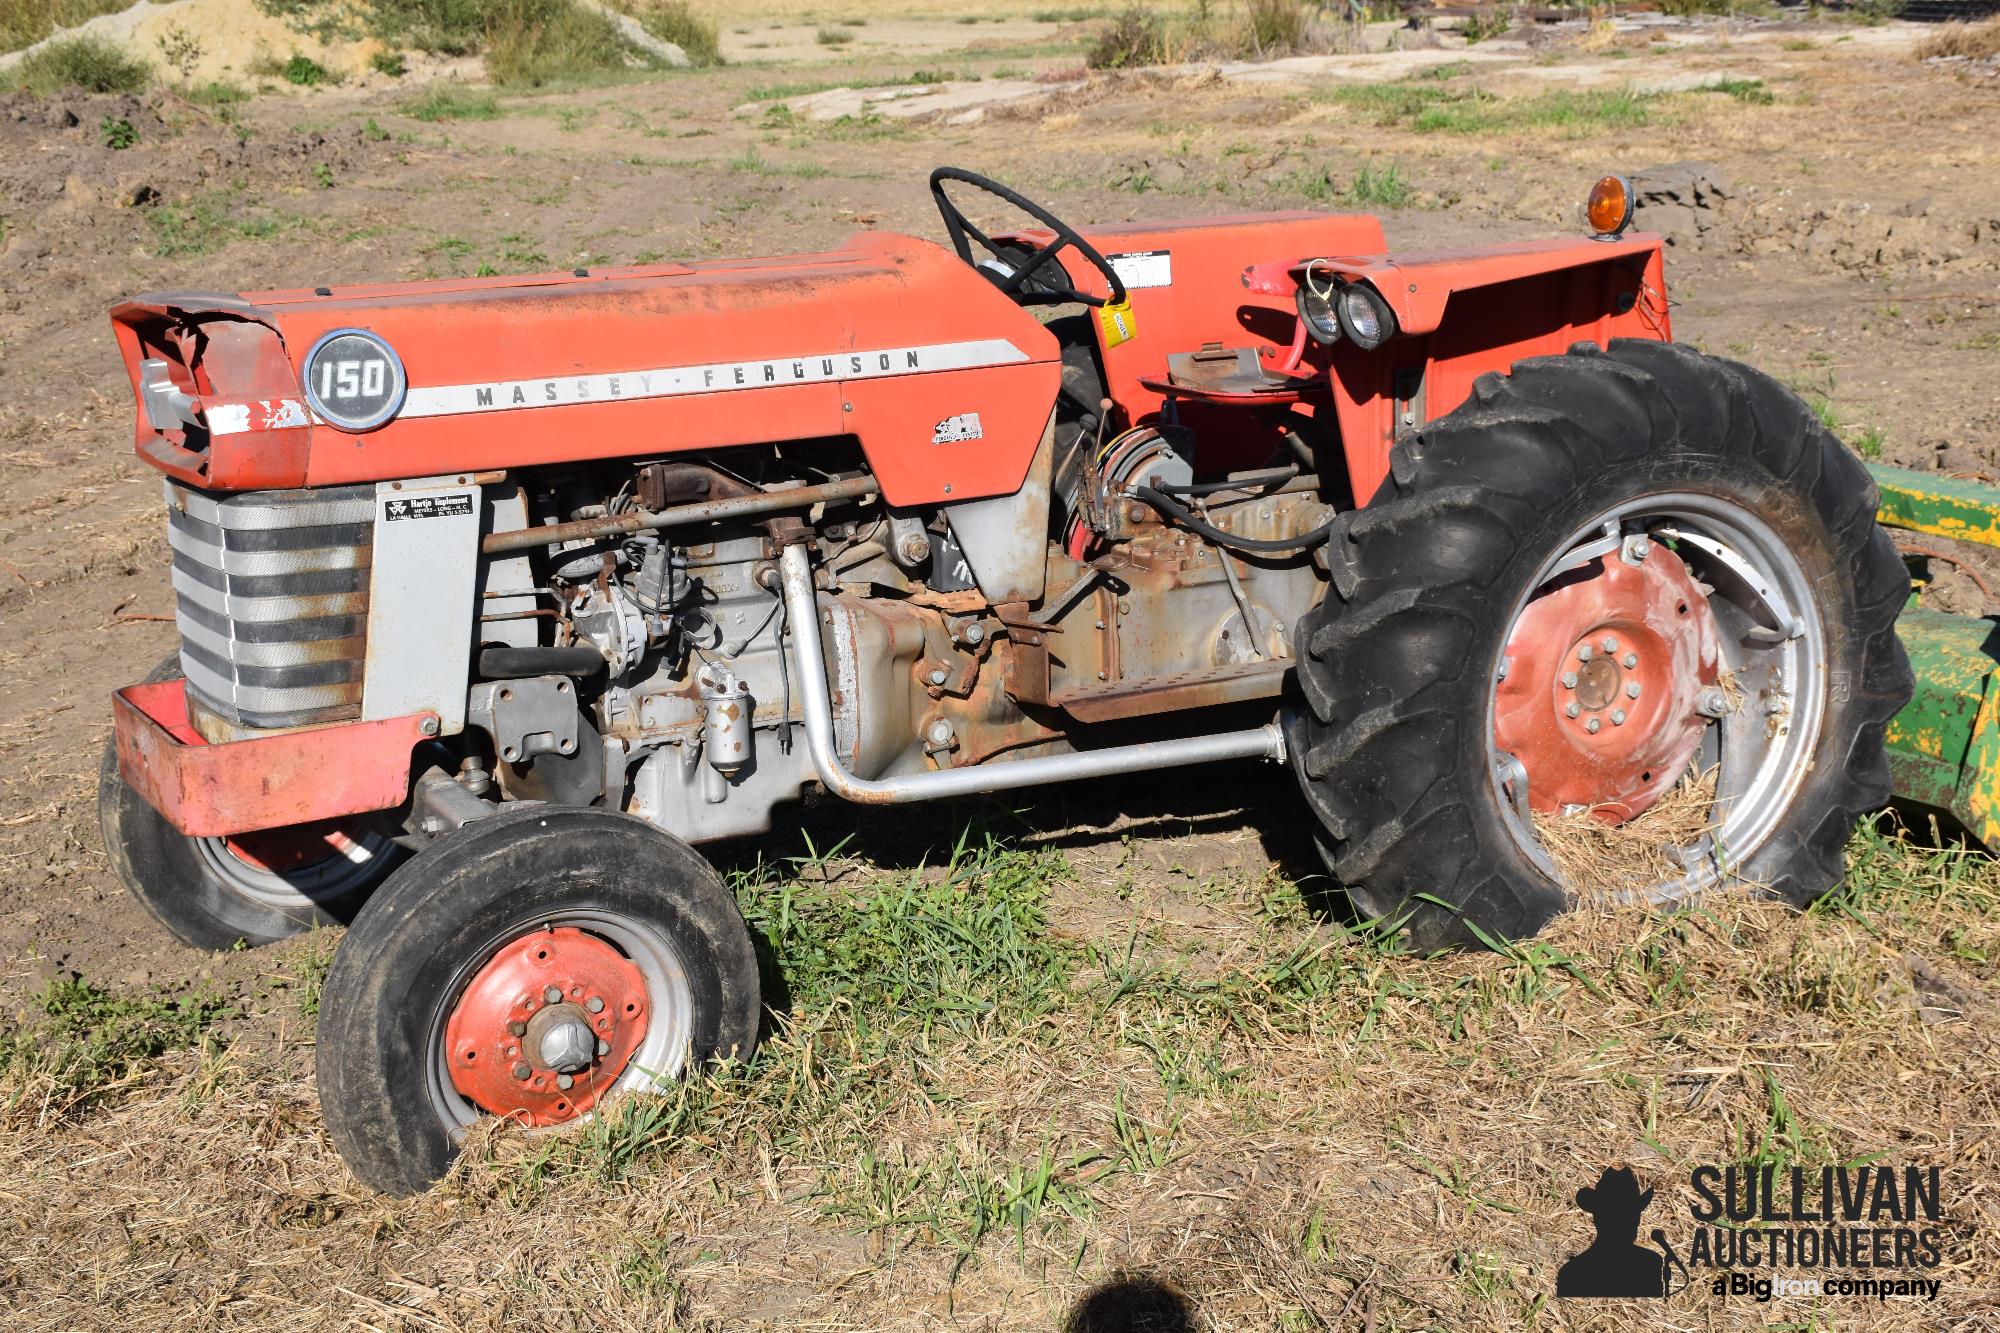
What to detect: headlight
<box><xmin>303</xmin><ymin>328</ymin><xmax>407</xmax><ymax>432</ymax></box>
<box><xmin>1295</xmin><ymin>277</ymin><xmax>1342</xmax><ymax>346</ymax></box>
<box><xmin>1335</xmin><ymin>283</ymin><xmax>1396</xmax><ymax>350</ymax></box>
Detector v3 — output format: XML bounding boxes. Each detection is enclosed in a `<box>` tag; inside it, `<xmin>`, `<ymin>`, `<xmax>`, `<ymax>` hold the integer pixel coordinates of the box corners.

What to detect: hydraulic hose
<box><xmin>1132</xmin><ymin>484</ymin><xmax>1339</xmax><ymax>554</ymax></box>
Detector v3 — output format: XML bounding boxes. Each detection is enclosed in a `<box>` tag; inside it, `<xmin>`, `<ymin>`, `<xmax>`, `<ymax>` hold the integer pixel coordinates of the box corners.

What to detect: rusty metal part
<box><xmin>1493</xmin><ymin>550</ymin><xmax>1720</xmax><ymax>822</ymax></box>
<box><xmin>634</xmin><ymin>461</ymin><xmax>758</xmax><ymax>511</ymax></box>
<box><xmin>442</xmin><ymin>926</ymin><xmax>650</xmax><ymax>1127</ymax></box>
<box><xmin>481</xmin><ymin>476</ymin><xmax>880</xmax><ymax>555</ymax></box>
<box><xmin>1050</xmin><ymin>660</ymin><xmax>1289</xmax><ymax>724</ymax></box>
<box><xmin>114</xmin><ymin>678</ymin><xmax>433</xmax><ymax>839</ymax></box>
<box><xmin>779</xmin><ymin>544</ymin><xmax>1285</xmax><ymax>804</ymax></box>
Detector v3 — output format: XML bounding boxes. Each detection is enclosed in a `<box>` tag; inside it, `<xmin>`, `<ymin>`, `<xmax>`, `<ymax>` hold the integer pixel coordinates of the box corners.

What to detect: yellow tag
<box><xmin>1097</xmin><ymin>300</ymin><xmax>1137</xmax><ymax>348</ymax></box>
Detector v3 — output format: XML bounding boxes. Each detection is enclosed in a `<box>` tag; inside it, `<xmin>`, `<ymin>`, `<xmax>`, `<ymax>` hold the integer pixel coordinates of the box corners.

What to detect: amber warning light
<box><xmin>1587</xmin><ymin>175</ymin><xmax>1634</xmax><ymax>237</ymax></box>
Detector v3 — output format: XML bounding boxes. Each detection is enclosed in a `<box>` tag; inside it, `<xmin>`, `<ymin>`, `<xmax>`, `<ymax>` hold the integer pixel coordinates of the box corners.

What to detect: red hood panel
<box><xmin>112</xmin><ymin>231</ymin><xmax>1061</xmax><ymax>507</ymax></box>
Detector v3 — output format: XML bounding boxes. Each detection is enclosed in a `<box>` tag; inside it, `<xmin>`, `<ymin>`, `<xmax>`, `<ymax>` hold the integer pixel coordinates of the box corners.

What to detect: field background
<box><xmin>1</xmin><ymin>2</ymin><xmax>1998</xmax><ymax>1329</ymax></box>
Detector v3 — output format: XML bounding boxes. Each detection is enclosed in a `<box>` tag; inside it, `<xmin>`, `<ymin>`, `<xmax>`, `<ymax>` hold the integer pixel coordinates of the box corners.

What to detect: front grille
<box><xmin>165</xmin><ymin>480</ymin><xmax>375</xmax><ymax>731</ymax></box>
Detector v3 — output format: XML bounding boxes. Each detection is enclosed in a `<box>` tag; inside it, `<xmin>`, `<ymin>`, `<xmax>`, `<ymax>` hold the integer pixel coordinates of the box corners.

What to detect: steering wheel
<box><xmin>930</xmin><ymin>167</ymin><xmax>1127</xmax><ymax>309</ymax></box>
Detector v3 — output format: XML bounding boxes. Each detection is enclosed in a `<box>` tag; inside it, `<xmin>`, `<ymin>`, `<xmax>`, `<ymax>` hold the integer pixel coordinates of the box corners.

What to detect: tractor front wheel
<box><xmin>314</xmin><ymin>807</ymin><xmax>762</xmax><ymax>1195</ymax></box>
<box><xmin>1290</xmin><ymin>340</ymin><xmax>1912</xmax><ymax>949</ymax></box>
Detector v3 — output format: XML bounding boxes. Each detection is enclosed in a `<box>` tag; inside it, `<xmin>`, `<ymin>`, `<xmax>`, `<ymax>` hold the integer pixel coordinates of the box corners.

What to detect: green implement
<box><xmin>1871</xmin><ymin>463</ymin><xmax>2000</xmax><ymax>844</ymax></box>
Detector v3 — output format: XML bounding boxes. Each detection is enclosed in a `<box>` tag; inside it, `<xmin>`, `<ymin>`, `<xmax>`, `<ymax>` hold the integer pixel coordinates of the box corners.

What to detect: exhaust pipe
<box><xmin>776</xmin><ymin>543</ymin><xmax>1286</xmax><ymax>805</ymax></box>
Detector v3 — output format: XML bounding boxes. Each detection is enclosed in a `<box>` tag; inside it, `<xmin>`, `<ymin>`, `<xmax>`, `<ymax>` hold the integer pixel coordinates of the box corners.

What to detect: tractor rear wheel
<box><xmin>1290</xmin><ymin>340</ymin><xmax>1912</xmax><ymax>949</ymax></box>
<box><xmin>314</xmin><ymin>807</ymin><xmax>762</xmax><ymax>1195</ymax></box>
<box><xmin>98</xmin><ymin>655</ymin><xmax>402</xmax><ymax>950</ymax></box>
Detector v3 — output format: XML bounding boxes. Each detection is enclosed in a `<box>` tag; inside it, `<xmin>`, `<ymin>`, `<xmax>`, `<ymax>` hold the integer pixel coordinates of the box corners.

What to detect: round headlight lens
<box><xmin>303</xmin><ymin>328</ymin><xmax>407</xmax><ymax>432</ymax></box>
<box><xmin>1295</xmin><ymin>280</ymin><xmax>1342</xmax><ymax>346</ymax></box>
<box><xmin>1336</xmin><ymin>283</ymin><xmax>1396</xmax><ymax>350</ymax></box>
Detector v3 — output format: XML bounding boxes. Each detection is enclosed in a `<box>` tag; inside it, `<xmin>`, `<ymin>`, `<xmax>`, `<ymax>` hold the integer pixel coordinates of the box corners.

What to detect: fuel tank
<box><xmin>109</xmin><ymin>230</ymin><xmax>1061</xmax><ymax>506</ymax></box>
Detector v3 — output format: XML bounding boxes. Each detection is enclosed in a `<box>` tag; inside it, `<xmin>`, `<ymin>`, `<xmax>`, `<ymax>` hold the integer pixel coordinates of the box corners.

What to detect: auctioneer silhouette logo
<box><xmin>1556</xmin><ymin>1160</ymin><xmax>1953</xmax><ymax>1305</ymax></box>
<box><xmin>1556</xmin><ymin>1166</ymin><xmax>1686</xmax><ymax>1298</ymax></box>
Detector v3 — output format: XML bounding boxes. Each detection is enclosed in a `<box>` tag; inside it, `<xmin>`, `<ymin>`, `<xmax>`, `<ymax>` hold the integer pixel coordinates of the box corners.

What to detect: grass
<box><xmin>616</xmin><ymin>0</ymin><xmax>724</xmax><ymax>67</ymax></box>
<box><xmin>10</xmin><ymin>33</ymin><xmax>150</xmax><ymax>93</ymax></box>
<box><xmin>484</xmin><ymin>0</ymin><xmax>641</xmax><ymax>86</ymax></box>
<box><xmin>728</xmin><ymin>145</ymin><xmax>829</xmax><ymax>179</ymax></box>
<box><xmin>1694</xmin><ymin>76</ymin><xmax>1773</xmax><ymax>104</ymax></box>
<box><xmin>147</xmin><ymin>190</ymin><xmax>310</xmax><ymax>258</ymax></box>
<box><xmin>402</xmin><ymin>83</ymin><xmax>502</xmax><ymax>121</ymax></box>
<box><xmin>0</xmin><ymin>0</ymin><xmax>131</xmax><ymax>55</ymax></box>
<box><xmin>1791</xmin><ymin>370</ymin><xmax>1887</xmax><ymax>460</ymax></box>
<box><xmin>1917</xmin><ymin>15</ymin><xmax>2000</xmax><ymax>61</ymax></box>
<box><xmin>1086</xmin><ymin>0</ymin><xmax>1342</xmax><ymax>68</ymax></box>
<box><xmin>1316</xmin><ymin>78</ymin><xmax>1658</xmax><ymax>136</ymax></box>
<box><xmin>814</xmin><ymin>25</ymin><xmax>853</xmax><ymax>46</ymax></box>
<box><xmin>1345</xmin><ymin>161</ymin><xmax>1410</xmax><ymax>208</ymax></box>
<box><xmin>0</xmin><ymin>976</ymin><xmax>227</xmax><ymax>1120</ymax></box>
<box><xmin>1</xmin><ymin>776</ymin><xmax>1995</xmax><ymax>1327</ymax></box>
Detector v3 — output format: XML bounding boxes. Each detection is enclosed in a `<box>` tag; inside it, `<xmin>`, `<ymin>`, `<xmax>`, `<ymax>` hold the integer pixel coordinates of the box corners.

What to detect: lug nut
<box><xmin>512</xmin><ymin>1063</ymin><xmax>531</xmax><ymax>1081</ymax></box>
<box><xmin>585</xmin><ymin>996</ymin><xmax>604</xmax><ymax>1014</ymax></box>
<box><xmin>1622</xmin><ymin>653</ymin><xmax>1638</xmax><ymax>669</ymax></box>
<box><xmin>1561</xmin><ymin>671</ymin><xmax>1578</xmax><ymax>689</ymax></box>
<box><xmin>1695</xmin><ymin>686</ymin><xmax>1731</xmax><ymax>719</ymax></box>
<box><xmin>1565</xmin><ymin>702</ymin><xmax>1581</xmax><ymax>718</ymax></box>
<box><xmin>1585</xmin><ymin>716</ymin><xmax>1602</xmax><ymax>734</ymax></box>
<box><xmin>928</xmin><ymin>667</ymin><xmax>949</xmax><ymax>686</ymax></box>
<box><xmin>1626</xmin><ymin>681</ymin><xmax>1641</xmax><ymax>699</ymax></box>
<box><xmin>544</xmin><ymin>986</ymin><xmax>562</xmax><ymax>1004</ymax></box>
<box><xmin>1611</xmin><ymin>709</ymin><xmax>1627</xmax><ymax>726</ymax></box>
<box><xmin>1600</xmin><ymin>636</ymin><xmax>1618</xmax><ymax>653</ymax></box>
<box><xmin>508</xmin><ymin>1021</ymin><xmax>527</xmax><ymax>1036</ymax></box>
<box><xmin>1578</xmin><ymin>645</ymin><xmax>1593</xmax><ymax>662</ymax></box>
<box><xmin>596</xmin><ymin>1039</ymin><xmax>611</xmax><ymax>1056</ymax></box>
<box><xmin>557</xmin><ymin>1073</ymin><xmax>574</xmax><ymax>1090</ymax></box>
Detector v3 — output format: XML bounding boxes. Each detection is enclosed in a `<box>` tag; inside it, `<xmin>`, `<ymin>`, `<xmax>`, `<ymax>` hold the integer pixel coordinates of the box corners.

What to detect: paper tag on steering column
<box><xmin>1097</xmin><ymin>300</ymin><xmax>1137</xmax><ymax>348</ymax></box>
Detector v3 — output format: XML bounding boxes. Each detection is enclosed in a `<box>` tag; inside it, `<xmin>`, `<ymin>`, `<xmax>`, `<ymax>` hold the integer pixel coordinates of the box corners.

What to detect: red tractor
<box><xmin>101</xmin><ymin>169</ymin><xmax>1910</xmax><ymax>1193</ymax></box>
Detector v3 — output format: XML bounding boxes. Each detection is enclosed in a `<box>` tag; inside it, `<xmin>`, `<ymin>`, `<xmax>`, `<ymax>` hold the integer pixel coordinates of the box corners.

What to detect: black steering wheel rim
<box><xmin>929</xmin><ymin>166</ymin><xmax>1127</xmax><ymax>309</ymax></box>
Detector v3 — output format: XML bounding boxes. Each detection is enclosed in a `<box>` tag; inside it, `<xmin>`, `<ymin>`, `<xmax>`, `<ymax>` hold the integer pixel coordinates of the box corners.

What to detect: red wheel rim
<box><xmin>222</xmin><ymin>820</ymin><xmax>362</xmax><ymax>873</ymax></box>
<box><xmin>443</xmin><ymin>927</ymin><xmax>651</xmax><ymax>1126</ymax></box>
<box><xmin>1494</xmin><ymin>549</ymin><xmax>1721</xmax><ymax>822</ymax></box>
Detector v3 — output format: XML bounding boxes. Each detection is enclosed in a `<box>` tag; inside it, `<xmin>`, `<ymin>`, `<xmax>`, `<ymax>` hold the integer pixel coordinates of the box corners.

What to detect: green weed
<box><xmin>402</xmin><ymin>84</ymin><xmax>501</xmax><ymax>121</ymax></box>
<box><xmin>0</xmin><ymin>976</ymin><xmax>228</xmax><ymax>1116</ymax></box>
<box><xmin>623</xmin><ymin>0</ymin><xmax>723</xmax><ymax>68</ymax></box>
<box><xmin>12</xmin><ymin>34</ymin><xmax>150</xmax><ymax>93</ymax></box>
<box><xmin>147</xmin><ymin>190</ymin><xmax>306</xmax><ymax>258</ymax></box>
<box><xmin>1695</xmin><ymin>76</ymin><xmax>1774</xmax><ymax>104</ymax></box>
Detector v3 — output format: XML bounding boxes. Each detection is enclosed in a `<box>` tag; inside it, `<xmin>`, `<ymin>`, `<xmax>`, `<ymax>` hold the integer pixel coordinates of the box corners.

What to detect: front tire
<box><xmin>1291</xmin><ymin>340</ymin><xmax>1911</xmax><ymax>949</ymax></box>
<box><xmin>315</xmin><ymin>806</ymin><xmax>762</xmax><ymax>1196</ymax></box>
<box><xmin>98</xmin><ymin>656</ymin><xmax>401</xmax><ymax>950</ymax></box>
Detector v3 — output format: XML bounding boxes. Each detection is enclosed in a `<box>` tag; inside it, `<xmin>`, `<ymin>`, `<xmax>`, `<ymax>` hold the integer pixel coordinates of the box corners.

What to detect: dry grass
<box><xmin>1</xmin><ymin>787</ymin><xmax>1995</xmax><ymax>1330</ymax></box>
<box><xmin>1533</xmin><ymin>766</ymin><xmax>1720</xmax><ymax>898</ymax></box>
<box><xmin>1917</xmin><ymin>16</ymin><xmax>2000</xmax><ymax>62</ymax></box>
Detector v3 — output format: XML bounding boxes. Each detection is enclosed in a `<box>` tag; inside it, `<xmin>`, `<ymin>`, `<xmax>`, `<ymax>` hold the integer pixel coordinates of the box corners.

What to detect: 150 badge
<box><xmin>933</xmin><ymin>412</ymin><xmax>983</xmax><ymax>444</ymax></box>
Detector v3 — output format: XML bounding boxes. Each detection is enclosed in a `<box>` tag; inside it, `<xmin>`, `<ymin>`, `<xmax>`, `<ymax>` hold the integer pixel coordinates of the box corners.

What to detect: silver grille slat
<box><xmin>165</xmin><ymin>479</ymin><xmax>375</xmax><ymax>730</ymax></box>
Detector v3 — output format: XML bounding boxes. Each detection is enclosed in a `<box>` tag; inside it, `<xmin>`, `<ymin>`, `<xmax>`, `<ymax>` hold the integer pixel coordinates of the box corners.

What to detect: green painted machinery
<box><xmin>1872</xmin><ymin>463</ymin><xmax>2000</xmax><ymax>844</ymax></box>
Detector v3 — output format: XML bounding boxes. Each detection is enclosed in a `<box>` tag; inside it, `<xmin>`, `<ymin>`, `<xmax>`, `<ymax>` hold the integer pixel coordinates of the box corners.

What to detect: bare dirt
<box><xmin>0</xmin><ymin>11</ymin><xmax>1996</xmax><ymax>1330</ymax></box>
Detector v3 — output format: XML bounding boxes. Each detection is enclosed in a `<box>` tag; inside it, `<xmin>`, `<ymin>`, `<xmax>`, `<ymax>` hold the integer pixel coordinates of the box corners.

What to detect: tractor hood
<box><xmin>109</xmin><ymin>230</ymin><xmax>1061</xmax><ymax>507</ymax></box>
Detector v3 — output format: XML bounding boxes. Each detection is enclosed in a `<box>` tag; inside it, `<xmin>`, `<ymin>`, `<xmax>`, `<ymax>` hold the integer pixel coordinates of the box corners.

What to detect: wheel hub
<box><xmin>1495</xmin><ymin>548</ymin><xmax>1721</xmax><ymax>822</ymax></box>
<box><xmin>443</xmin><ymin>926</ymin><xmax>650</xmax><ymax>1126</ymax></box>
